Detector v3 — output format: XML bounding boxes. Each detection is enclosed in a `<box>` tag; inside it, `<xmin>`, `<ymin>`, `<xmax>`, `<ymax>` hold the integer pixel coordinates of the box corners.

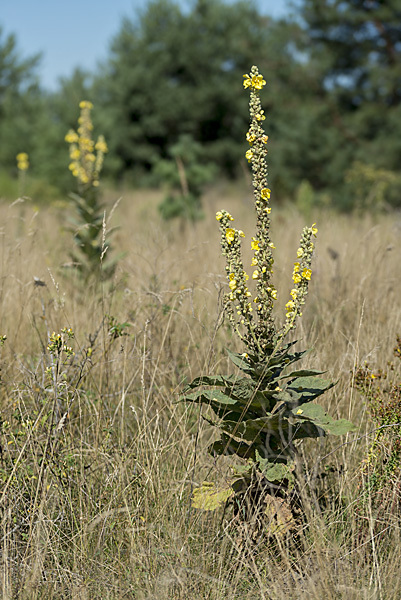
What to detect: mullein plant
<box><xmin>65</xmin><ymin>101</ymin><xmax>118</xmax><ymax>281</ymax></box>
<box><xmin>183</xmin><ymin>66</ymin><xmax>355</xmax><ymax>535</ymax></box>
<box><xmin>16</xmin><ymin>152</ymin><xmax>29</xmax><ymax>196</ymax></box>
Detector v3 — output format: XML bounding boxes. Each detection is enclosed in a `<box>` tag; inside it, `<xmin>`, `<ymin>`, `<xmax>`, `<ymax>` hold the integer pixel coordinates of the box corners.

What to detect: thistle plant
<box><xmin>65</xmin><ymin>101</ymin><xmax>118</xmax><ymax>281</ymax></box>
<box><xmin>183</xmin><ymin>67</ymin><xmax>355</xmax><ymax>534</ymax></box>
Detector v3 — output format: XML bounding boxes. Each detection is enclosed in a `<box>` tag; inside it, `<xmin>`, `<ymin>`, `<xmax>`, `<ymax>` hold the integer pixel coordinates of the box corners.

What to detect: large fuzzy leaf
<box><xmin>192</xmin><ymin>482</ymin><xmax>234</xmax><ymax>511</ymax></box>
<box><xmin>286</xmin><ymin>376</ymin><xmax>335</xmax><ymax>402</ymax></box>
<box><xmin>181</xmin><ymin>374</ymin><xmax>238</xmax><ymax>394</ymax></box>
<box><xmin>291</xmin><ymin>402</ymin><xmax>356</xmax><ymax>436</ymax></box>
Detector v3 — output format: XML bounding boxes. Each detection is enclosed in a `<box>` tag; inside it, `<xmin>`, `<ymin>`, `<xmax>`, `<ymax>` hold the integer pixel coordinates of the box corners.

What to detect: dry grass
<box><xmin>0</xmin><ymin>183</ymin><xmax>400</xmax><ymax>599</ymax></box>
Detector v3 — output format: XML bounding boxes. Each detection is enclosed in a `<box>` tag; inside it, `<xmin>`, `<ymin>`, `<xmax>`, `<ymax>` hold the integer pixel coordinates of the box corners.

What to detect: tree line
<box><xmin>1</xmin><ymin>0</ymin><xmax>400</xmax><ymax>210</ymax></box>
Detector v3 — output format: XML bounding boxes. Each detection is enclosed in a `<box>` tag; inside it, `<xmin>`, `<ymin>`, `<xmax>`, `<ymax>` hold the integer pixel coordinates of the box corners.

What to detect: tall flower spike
<box><xmin>244</xmin><ymin>66</ymin><xmax>276</xmax><ymax>351</ymax></box>
<box><xmin>65</xmin><ymin>101</ymin><xmax>108</xmax><ymax>190</ymax></box>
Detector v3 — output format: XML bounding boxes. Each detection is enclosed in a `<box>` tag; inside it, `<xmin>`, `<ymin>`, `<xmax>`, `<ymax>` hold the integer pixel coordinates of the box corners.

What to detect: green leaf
<box><xmin>291</xmin><ymin>402</ymin><xmax>356</xmax><ymax>436</ymax></box>
<box><xmin>287</xmin><ymin>376</ymin><xmax>335</xmax><ymax>402</ymax></box>
<box><xmin>181</xmin><ymin>374</ymin><xmax>237</xmax><ymax>394</ymax></box>
<box><xmin>226</xmin><ymin>348</ymin><xmax>254</xmax><ymax>374</ymax></box>
<box><xmin>280</xmin><ymin>368</ymin><xmax>326</xmax><ymax>379</ymax></box>
<box><xmin>192</xmin><ymin>482</ymin><xmax>234</xmax><ymax>511</ymax></box>
<box><xmin>182</xmin><ymin>388</ymin><xmax>238</xmax><ymax>406</ymax></box>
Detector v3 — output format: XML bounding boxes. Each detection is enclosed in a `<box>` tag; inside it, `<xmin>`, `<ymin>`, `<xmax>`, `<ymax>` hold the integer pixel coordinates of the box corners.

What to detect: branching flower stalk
<box><xmin>182</xmin><ymin>66</ymin><xmax>355</xmax><ymax>530</ymax></box>
<box><xmin>218</xmin><ymin>66</ymin><xmax>318</xmax><ymax>358</ymax></box>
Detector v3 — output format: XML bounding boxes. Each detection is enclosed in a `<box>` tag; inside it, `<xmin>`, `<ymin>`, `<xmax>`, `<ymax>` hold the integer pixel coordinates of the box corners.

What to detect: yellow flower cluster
<box><xmin>16</xmin><ymin>152</ymin><xmax>29</xmax><ymax>171</ymax></box>
<box><xmin>65</xmin><ymin>101</ymin><xmax>108</xmax><ymax>188</ymax></box>
<box><xmin>216</xmin><ymin>210</ymin><xmax>255</xmax><ymax>341</ymax></box>
<box><xmin>243</xmin><ymin>73</ymin><xmax>267</xmax><ymax>91</ymax></box>
<box><xmin>283</xmin><ymin>223</ymin><xmax>318</xmax><ymax>332</ymax></box>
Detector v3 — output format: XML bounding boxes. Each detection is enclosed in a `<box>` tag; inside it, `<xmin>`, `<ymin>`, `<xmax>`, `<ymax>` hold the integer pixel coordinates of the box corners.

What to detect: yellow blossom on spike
<box><xmin>226</xmin><ymin>228</ymin><xmax>235</xmax><ymax>244</ymax></box>
<box><xmin>251</xmin><ymin>238</ymin><xmax>259</xmax><ymax>251</ymax></box>
<box><xmin>216</xmin><ymin>211</ymin><xmax>223</xmax><ymax>221</ymax></box>
<box><xmin>251</xmin><ymin>74</ymin><xmax>266</xmax><ymax>90</ymax></box>
<box><xmin>238</xmin><ymin>230</ymin><xmax>245</xmax><ymax>238</ymax></box>
<box><xmin>16</xmin><ymin>153</ymin><xmax>29</xmax><ymax>171</ymax></box>
<box><xmin>270</xmin><ymin>289</ymin><xmax>277</xmax><ymax>300</ymax></box>
<box><xmin>245</xmin><ymin>149</ymin><xmax>253</xmax><ymax>162</ymax></box>
<box><xmin>297</xmin><ymin>248</ymin><xmax>304</xmax><ymax>258</ymax></box>
<box><xmin>251</xmin><ymin>257</ymin><xmax>258</xmax><ymax>266</ymax></box>
<box><xmin>243</xmin><ymin>74</ymin><xmax>252</xmax><ymax>89</ymax></box>
<box><xmin>311</xmin><ymin>223</ymin><xmax>318</xmax><ymax>236</ymax></box>
<box><xmin>286</xmin><ymin>300</ymin><xmax>295</xmax><ymax>312</ymax></box>
<box><xmin>95</xmin><ymin>136</ymin><xmax>108</xmax><ymax>154</ymax></box>
<box><xmin>302</xmin><ymin>268</ymin><xmax>312</xmax><ymax>280</ymax></box>
<box><xmin>65</xmin><ymin>130</ymin><xmax>79</xmax><ymax>144</ymax></box>
<box><xmin>290</xmin><ymin>288</ymin><xmax>298</xmax><ymax>300</ymax></box>
<box><xmin>252</xmin><ymin>270</ymin><xmax>260</xmax><ymax>280</ymax></box>
<box><xmin>268</xmin><ymin>242</ymin><xmax>275</xmax><ymax>249</ymax></box>
<box><xmin>261</xmin><ymin>188</ymin><xmax>271</xmax><ymax>200</ymax></box>
<box><xmin>79</xmin><ymin>100</ymin><xmax>93</xmax><ymax>109</ymax></box>
<box><xmin>293</xmin><ymin>262</ymin><xmax>300</xmax><ymax>273</ymax></box>
<box><xmin>293</xmin><ymin>273</ymin><xmax>302</xmax><ymax>284</ymax></box>
<box><xmin>246</xmin><ymin>131</ymin><xmax>256</xmax><ymax>143</ymax></box>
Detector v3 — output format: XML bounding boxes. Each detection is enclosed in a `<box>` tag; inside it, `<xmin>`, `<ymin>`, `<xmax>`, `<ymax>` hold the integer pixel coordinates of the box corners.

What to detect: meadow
<box><xmin>0</xmin><ymin>178</ymin><xmax>400</xmax><ymax>599</ymax></box>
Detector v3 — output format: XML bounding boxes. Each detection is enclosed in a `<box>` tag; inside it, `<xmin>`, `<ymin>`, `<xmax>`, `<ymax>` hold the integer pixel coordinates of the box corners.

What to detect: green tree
<box><xmin>0</xmin><ymin>27</ymin><xmax>42</xmax><ymax>173</ymax></box>
<box><xmin>94</xmin><ymin>0</ymin><xmax>276</xmax><ymax>181</ymax></box>
<box><xmin>289</xmin><ymin>0</ymin><xmax>401</xmax><ymax>207</ymax></box>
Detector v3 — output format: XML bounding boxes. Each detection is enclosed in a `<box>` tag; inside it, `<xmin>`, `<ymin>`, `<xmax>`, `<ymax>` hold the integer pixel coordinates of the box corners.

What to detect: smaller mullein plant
<box><xmin>16</xmin><ymin>152</ymin><xmax>29</xmax><ymax>196</ymax></box>
<box><xmin>65</xmin><ymin>101</ymin><xmax>118</xmax><ymax>281</ymax></box>
<box><xmin>183</xmin><ymin>67</ymin><xmax>355</xmax><ymax>534</ymax></box>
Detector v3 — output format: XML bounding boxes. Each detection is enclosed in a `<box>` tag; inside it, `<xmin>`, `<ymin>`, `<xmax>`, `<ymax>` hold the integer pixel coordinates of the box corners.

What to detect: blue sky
<box><xmin>1</xmin><ymin>0</ymin><xmax>293</xmax><ymax>91</ymax></box>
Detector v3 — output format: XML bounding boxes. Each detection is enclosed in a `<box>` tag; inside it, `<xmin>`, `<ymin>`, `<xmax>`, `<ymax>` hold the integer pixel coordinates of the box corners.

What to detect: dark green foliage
<box><xmin>155</xmin><ymin>134</ymin><xmax>217</xmax><ymax>221</ymax></box>
<box><xmin>94</xmin><ymin>0</ymin><xmax>272</xmax><ymax>180</ymax></box>
<box><xmin>182</xmin><ymin>342</ymin><xmax>355</xmax><ymax>479</ymax></box>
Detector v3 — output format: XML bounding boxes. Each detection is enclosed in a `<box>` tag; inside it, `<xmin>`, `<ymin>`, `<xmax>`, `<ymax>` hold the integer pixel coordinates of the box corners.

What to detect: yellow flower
<box><xmin>251</xmin><ymin>257</ymin><xmax>258</xmax><ymax>266</ymax></box>
<box><xmin>265</xmin><ymin>206</ymin><xmax>272</xmax><ymax>214</ymax></box>
<box><xmin>243</xmin><ymin>74</ymin><xmax>252</xmax><ymax>89</ymax></box>
<box><xmin>245</xmin><ymin>149</ymin><xmax>253</xmax><ymax>162</ymax></box>
<box><xmin>16</xmin><ymin>152</ymin><xmax>29</xmax><ymax>170</ymax></box>
<box><xmin>296</xmin><ymin>248</ymin><xmax>304</xmax><ymax>258</ymax></box>
<box><xmin>95</xmin><ymin>135</ymin><xmax>108</xmax><ymax>154</ymax></box>
<box><xmin>293</xmin><ymin>273</ymin><xmax>301</xmax><ymax>284</ymax></box>
<box><xmin>261</xmin><ymin>135</ymin><xmax>269</xmax><ymax>144</ymax></box>
<box><xmin>226</xmin><ymin>228</ymin><xmax>235</xmax><ymax>244</ymax></box>
<box><xmin>65</xmin><ymin>130</ymin><xmax>79</xmax><ymax>144</ymax></box>
<box><xmin>290</xmin><ymin>288</ymin><xmax>298</xmax><ymax>300</ymax></box>
<box><xmin>229</xmin><ymin>279</ymin><xmax>237</xmax><ymax>291</ymax></box>
<box><xmin>311</xmin><ymin>223</ymin><xmax>318</xmax><ymax>236</ymax></box>
<box><xmin>251</xmin><ymin>238</ymin><xmax>259</xmax><ymax>251</ymax></box>
<box><xmin>79</xmin><ymin>100</ymin><xmax>93</xmax><ymax>109</ymax></box>
<box><xmin>238</xmin><ymin>230</ymin><xmax>245</xmax><ymax>238</ymax></box>
<box><xmin>261</xmin><ymin>188</ymin><xmax>271</xmax><ymax>200</ymax></box>
<box><xmin>251</xmin><ymin>74</ymin><xmax>266</xmax><ymax>90</ymax></box>
<box><xmin>286</xmin><ymin>300</ymin><xmax>295</xmax><ymax>312</ymax></box>
<box><xmin>252</xmin><ymin>270</ymin><xmax>260</xmax><ymax>280</ymax></box>
<box><xmin>293</xmin><ymin>262</ymin><xmax>300</xmax><ymax>273</ymax></box>
<box><xmin>215</xmin><ymin>211</ymin><xmax>223</xmax><ymax>221</ymax></box>
<box><xmin>243</xmin><ymin>73</ymin><xmax>266</xmax><ymax>90</ymax></box>
<box><xmin>268</xmin><ymin>242</ymin><xmax>275</xmax><ymax>249</ymax></box>
<box><xmin>270</xmin><ymin>288</ymin><xmax>277</xmax><ymax>300</ymax></box>
<box><xmin>302</xmin><ymin>268</ymin><xmax>312</xmax><ymax>280</ymax></box>
<box><xmin>246</xmin><ymin>131</ymin><xmax>256</xmax><ymax>143</ymax></box>
<box><xmin>70</xmin><ymin>148</ymin><xmax>81</xmax><ymax>160</ymax></box>
<box><xmin>255</xmin><ymin>111</ymin><xmax>265</xmax><ymax>121</ymax></box>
